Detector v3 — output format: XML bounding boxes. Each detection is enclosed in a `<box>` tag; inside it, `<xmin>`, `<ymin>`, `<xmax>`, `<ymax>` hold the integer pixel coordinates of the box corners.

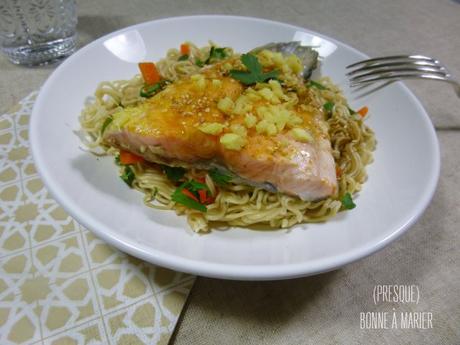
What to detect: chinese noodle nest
<box><xmin>79</xmin><ymin>43</ymin><xmax>376</xmax><ymax>232</ymax></box>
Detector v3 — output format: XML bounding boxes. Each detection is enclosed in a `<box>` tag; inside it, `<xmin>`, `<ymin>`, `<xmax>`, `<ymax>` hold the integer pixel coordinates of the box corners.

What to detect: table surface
<box><xmin>1</xmin><ymin>0</ymin><xmax>459</xmax><ymax>344</ymax></box>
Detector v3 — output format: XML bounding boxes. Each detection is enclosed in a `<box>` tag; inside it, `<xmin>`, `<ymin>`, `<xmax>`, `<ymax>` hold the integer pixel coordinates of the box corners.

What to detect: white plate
<box><xmin>30</xmin><ymin>15</ymin><xmax>440</xmax><ymax>280</ymax></box>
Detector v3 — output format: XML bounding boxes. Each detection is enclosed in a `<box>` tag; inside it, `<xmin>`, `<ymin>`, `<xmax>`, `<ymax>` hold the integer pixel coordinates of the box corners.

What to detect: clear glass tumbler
<box><xmin>0</xmin><ymin>0</ymin><xmax>77</xmax><ymax>65</ymax></box>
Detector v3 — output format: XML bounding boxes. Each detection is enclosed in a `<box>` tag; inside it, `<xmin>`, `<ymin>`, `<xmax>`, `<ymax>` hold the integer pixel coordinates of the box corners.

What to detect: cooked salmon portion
<box><xmin>104</xmin><ymin>56</ymin><xmax>337</xmax><ymax>201</ymax></box>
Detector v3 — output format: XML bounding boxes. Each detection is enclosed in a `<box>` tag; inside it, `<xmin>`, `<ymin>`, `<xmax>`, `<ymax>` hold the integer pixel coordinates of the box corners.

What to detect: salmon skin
<box><xmin>104</xmin><ymin>52</ymin><xmax>337</xmax><ymax>201</ymax></box>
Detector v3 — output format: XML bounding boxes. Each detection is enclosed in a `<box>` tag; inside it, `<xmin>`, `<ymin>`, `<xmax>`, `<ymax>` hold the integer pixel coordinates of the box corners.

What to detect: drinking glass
<box><xmin>0</xmin><ymin>0</ymin><xmax>77</xmax><ymax>65</ymax></box>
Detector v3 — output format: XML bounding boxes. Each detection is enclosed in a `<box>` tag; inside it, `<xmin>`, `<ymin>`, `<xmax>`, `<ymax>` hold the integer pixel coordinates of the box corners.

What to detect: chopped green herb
<box><xmin>205</xmin><ymin>46</ymin><xmax>228</xmax><ymax>64</ymax></box>
<box><xmin>178</xmin><ymin>54</ymin><xmax>189</xmax><ymax>61</ymax></box>
<box><xmin>308</xmin><ymin>80</ymin><xmax>328</xmax><ymax>90</ymax></box>
<box><xmin>120</xmin><ymin>166</ymin><xmax>135</xmax><ymax>187</ymax></box>
<box><xmin>186</xmin><ymin>180</ymin><xmax>209</xmax><ymax>192</ymax></box>
<box><xmin>347</xmin><ymin>106</ymin><xmax>356</xmax><ymax>115</ymax></box>
<box><xmin>101</xmin><ymin>116</ymin><xmax>113</xmax><ymax>134</ymax></box>
<box><xmin>195</xmin><ymin>58</ymin><xmax>204</xmax><ymax>67</ymax></box>
<box><xmin>162</xmin><ymin>165</ymin><xmax>186</xmax><ymax>182</ymax></box>
<box><xmin>114</xmin><ymin>154</ymin><xmax>121</xmax><ymax>166</ymax></box>
<box><xmin>341</xmin><ymin>192</ymin><xmax>356</xmax><ymax>210</ymax></box>
<box><xmin>140</xmin><ymin>80</ymin><xmax>168</xmax><ymax>98</ymax></box>
<box><xmin>229</xmin><ymin>53</ymin><xmax>279</xmax><ymax>85</ymax></box>
<box><xmin>323</xmin><ymin>101</ymin><xmax>334</xmax><ymax>113</ymax></box>
<box><xmin>152</xmin><ymin>187</ymin><xmax>158</xmax><ymax>199</ymax></box>
<box><xmin>209</xmin><ymin>168</ymin><xmax>232</xmax><ymax>186</ymax></box>
<box><xmin>171</xmin><ymin>181</ymin><xmax>207</xmax><ymax>212</ymax></box>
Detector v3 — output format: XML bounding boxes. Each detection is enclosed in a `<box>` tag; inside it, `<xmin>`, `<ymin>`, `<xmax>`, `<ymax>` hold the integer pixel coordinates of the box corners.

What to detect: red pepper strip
<box><xmin>181</xmin><ymin>188</ymin><xmax>200</xmax><ymax>203</ymax></box>
<box><xmin>198</xmin><ymin>189</ymin><xmax>207</xmax><ymax>203</ymax></box>
<box><xmin>336</xmin><ymin>167</ymin><xmax>343</xmax><ymax>178</ymax></box>
<box><xmin>204</xmin><ymin>196</ymin><xmax>215</xmax><ymax>204</ymax></box>
<box><xmin>119</xmin><ymin>150</ymin><xmax>145</xmax><ymax>165</ymax></box>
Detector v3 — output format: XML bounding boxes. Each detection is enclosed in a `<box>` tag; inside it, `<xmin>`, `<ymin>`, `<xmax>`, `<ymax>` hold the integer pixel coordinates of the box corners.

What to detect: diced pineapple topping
<box><xmin>244</xmin><ymin>113</ymin><xmax>257</xmax><ymax>128</ymax></box>
<box><xmin>257</xmin><ymin>50</ymin><xmax>302</xmax><ymax>76</ymax></box>
<box><xmin>256</xmin><ymin>119</ymin><xmax>277</xmax><ymax>136</ymax></box>
<box><xmin>220</xmin><ymin>133</ymin><xmax>247</xmax><ymax>150</ymax></box>
<box><xmin>257</xmin><ymin>88</ymin><xmax>279</xmax><ymax>104</ymax></box>
<box><xmin>230</xmin><ymin>124</ymin><xmax>247</xmax><ymax>137</ymax></box>
<box><xmin>217</xmin><ymin>97</ymin><xmax>234</xmax><ymax>115</ymax></box>
<box><xmin>191</xmin><ymin>74</ymin><xmax>206</xmax><ymax>89</ymax></box>
<box><xmin>290</xmin><ymin>128</ymin><xmax>314</xmax><ymax>143</ymax></box>
<box><xmin>198</xmin><ymin>122</ymin><xmax>226</xmax><ymax>135</ymax></box>
<box><xmin>233</xmin><ymin>95</ymin><xmax>252</xmax><ymax>115</ymax></box>
<box><xmin>212</xmin><ymin>79</ymin><xmax>222</xmax><ymax>87</ymax></box>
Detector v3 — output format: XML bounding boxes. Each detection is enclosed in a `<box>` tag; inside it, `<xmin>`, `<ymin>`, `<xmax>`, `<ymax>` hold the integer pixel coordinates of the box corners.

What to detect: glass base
<box><xmin>1</xmin><ymin>35</ymin><xmax>77</xmax><ymax>66</ymax></box>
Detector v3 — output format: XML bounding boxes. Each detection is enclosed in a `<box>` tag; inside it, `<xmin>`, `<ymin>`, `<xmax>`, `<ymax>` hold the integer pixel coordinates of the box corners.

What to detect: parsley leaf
<box><xmin>101</xmin><ymin>116</ymin><xmax>113</xmax><ymax>134</ymax></box>
<box><xmin>114</xmin><ymin>154</ymin><xmax>121</xmax><ymax>166</ymax></box>
<box><xmin>323</xmin><ymin>101</ymin><xmax>334</xmax><ymax>113</ymax></box>
<box><xmin>205</xmin><ymin>46</ymin><xmax>228</xmax><ymax>64</ymax></box>
<box><xmin>209</xmin><ymin>168</ymin><xmax>232</xmax><ymax>186</ymax></box>
<box><xmin>171</xmin><ymin>181</ymin><xmax>207</xmax><ymax>212</ymax></box>
<box><xmin>308</xmin><ymin>80</ymin><xmax>328</xmax><ymax>90</ymax></box>
<box><xmin>229</xmin><ymin>53</ymin><xmax>279</xmax><ymax>85</ymax></box>
<box><xmin>178</xmin><ymin>54</ymin><xmax>189</xmax><ymax>61</ymax></box>
<box><xmin>195</xmin><ymin>58</ymin><xmax>204</xmax><ymax>67</ymax></box>
<box><xmin>120</xmin><ymin>166</ymin><xmax>135</xmax><ymax>187</ymax></box>
<box><xmin>186</xmin><ymin>180</ymin><xmax>209</xmax><ymax>192</ymax></box>
<box><xmin>162</xmin><ymin>165</ymin><xmax>186</xmax><ymax>182</ymax></box>
<box><xmin>341</xmin><ymin>192</ymin><xmax>356</xmax><ymax>210</ymax></box>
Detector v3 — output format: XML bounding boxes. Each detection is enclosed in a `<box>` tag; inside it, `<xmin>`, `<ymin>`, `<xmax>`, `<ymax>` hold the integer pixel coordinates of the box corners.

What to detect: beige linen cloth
<box><xmin>0</xmin><ymin>91</ymin><xmax>195</xmax><ymax>344</ymax></box>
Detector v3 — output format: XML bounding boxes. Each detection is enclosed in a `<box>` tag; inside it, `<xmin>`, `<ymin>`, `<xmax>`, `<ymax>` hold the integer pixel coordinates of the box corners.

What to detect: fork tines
<box><xmin>346</xmin><ymin>55</ymin><xmax>451</xmax><ymax>87</ymax></box>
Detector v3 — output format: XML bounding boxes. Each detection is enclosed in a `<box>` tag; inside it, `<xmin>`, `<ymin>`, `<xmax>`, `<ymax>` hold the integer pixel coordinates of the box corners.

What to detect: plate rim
<box><xmin>30</xmin><ymin>15</ymin><xmax>441</xmax><ymax>280</ymax></box>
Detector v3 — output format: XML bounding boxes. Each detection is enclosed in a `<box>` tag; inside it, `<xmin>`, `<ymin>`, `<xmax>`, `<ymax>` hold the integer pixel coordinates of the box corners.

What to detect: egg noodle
<box><xmin>79</xmin><ymin>43</ymin><xmax>376</xmax><ymax>232</ymax></box>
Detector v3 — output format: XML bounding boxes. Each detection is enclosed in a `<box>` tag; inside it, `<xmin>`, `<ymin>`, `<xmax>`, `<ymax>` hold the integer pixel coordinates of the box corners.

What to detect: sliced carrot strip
<box><xmin>138</xmin><ymin>62</ymin><xmax>160</xmax><ymax>85</ymax></box>
<box><xmin>119</xmin><ymin>150</ymin><xmax>144</xmax><ymax>165</ymax></box>
<box><xmin>181</xmin><ymin>188</ymin><xmax>200</xmax><ymax>203</ymax></box>
<box><xmin>357</xmin><ymin>106</ymin><xmax>368</xmax><ymax>117</ymax></box>
<box><xmin>198</xmin><ymin>189</ymin><xmax>207</xmax><ymax>203</ymax></box>
<box><xmin>336</xmin><ymin>167</ymin><xmax>343</xmax><ymax>178</ymax></box>
<box><xmin>180</xmin><ymin>43</ymin><xmax>190</xmax><ymax>55</ymax></box>
<box><xmin>204</xmin><ymin>196</ymin><xmax>215</xmax><ymax>204</ymax></box>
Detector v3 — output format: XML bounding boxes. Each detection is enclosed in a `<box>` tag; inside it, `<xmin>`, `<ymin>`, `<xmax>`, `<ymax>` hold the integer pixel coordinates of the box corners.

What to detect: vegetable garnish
<box><xmin>139</xmin><ymin>80</ymin><xmax>168</xmax><ymax>98</ymax></box>
<box><xmin>119</xmin><ymin>150</ymin><xmax>144</xmax><ymax>165</ymax></box>
<box><xmin>180</xmin><ymin>43</ymin><xmax>190</xmax><ymax>55</ymax></box>
<box><xmin>178</xmin><ymin>54</ymin><xmax>189</xmax><ymax>61</ymax></box>
<box><xmin>120</xmin><ymin>166</ymin><xmax>135</xmax><ymax>187</ymax></box>
<box><xmin>336</xmin><ymin>166</ymin><xmax>343</xmax><ymax>178</ymax></box>
<box><xmin>195</xmin><ymin>58</ymin><xmax>205</xmax><ymax>67</ymax></box>
<box><xmin>171</xmin><ymin>179</ymin><xmax>211</xmax><ymax>212</ymax></box>
<box><xmin>162</xmin><ymin>165</ymin><xmax>186</xmax><ymax>182</ymax></box>
<box><xmin>347</xmin><ymin>106</ymin><xmax>356</xmax><ymax>115</ymax></box>
<box><xmin>138</xmin><ymin>62</ymin><xmax>160</xmax><ymax>85</ymax></box>
<box><xmin>209</xmin><ymin>168</ymin><xmax>232</xmax><ymax>186</ymax></box>
<box><xmin>198</xmin><ymin>189</ymin><xmax>208</xmax><ymax>204</ymax></box>
<box><xmin>205</xmin><ymin>46</ymin><xmax>228</xmax><ymax>64</ymax></box>
<box><xmin>101</xmin><ymin>116</ymin><xmax>113</xmax><ymax>134</ymax></box>
<box><xmin>181</xmin><ymin>188</ymin><xmax>200</xmax><ymax>202</ymax></box>
<box><xmin>323</xmin><ymin>101</ymin><xmax>334</xmax><ymax>117</ymax></box>
<box><xmin>357</xmin><ymin>106</ymin><xmax>369</xmax><ymax>118</ymax></box>
<box><xmin>229</xmin><ymin>53</ymin><xmax>279</xmax><ymax>85</ymax></box>
<box><xmin>308</xmin><ymin>80</ymin><xmax>328</xmax><ymax>90</ymax></box>
<box><xmin>341</xmin><ymin>192</ymin><xmax>356</xmax><ymax>210</ymax></box>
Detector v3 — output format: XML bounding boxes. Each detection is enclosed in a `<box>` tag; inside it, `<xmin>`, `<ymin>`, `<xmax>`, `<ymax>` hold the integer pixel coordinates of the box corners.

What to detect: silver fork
<box><xmin>346</xmin><ymin>55</ymin><xmax>460</xmax><ymax>97</ymax></box>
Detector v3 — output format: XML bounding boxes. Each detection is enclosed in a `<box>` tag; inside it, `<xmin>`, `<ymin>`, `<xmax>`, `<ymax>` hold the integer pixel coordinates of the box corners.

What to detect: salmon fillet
<box><xmin>103</xmin><ymin>59</ymin><xmax>337</xmax><ymax>201</ymax></box>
